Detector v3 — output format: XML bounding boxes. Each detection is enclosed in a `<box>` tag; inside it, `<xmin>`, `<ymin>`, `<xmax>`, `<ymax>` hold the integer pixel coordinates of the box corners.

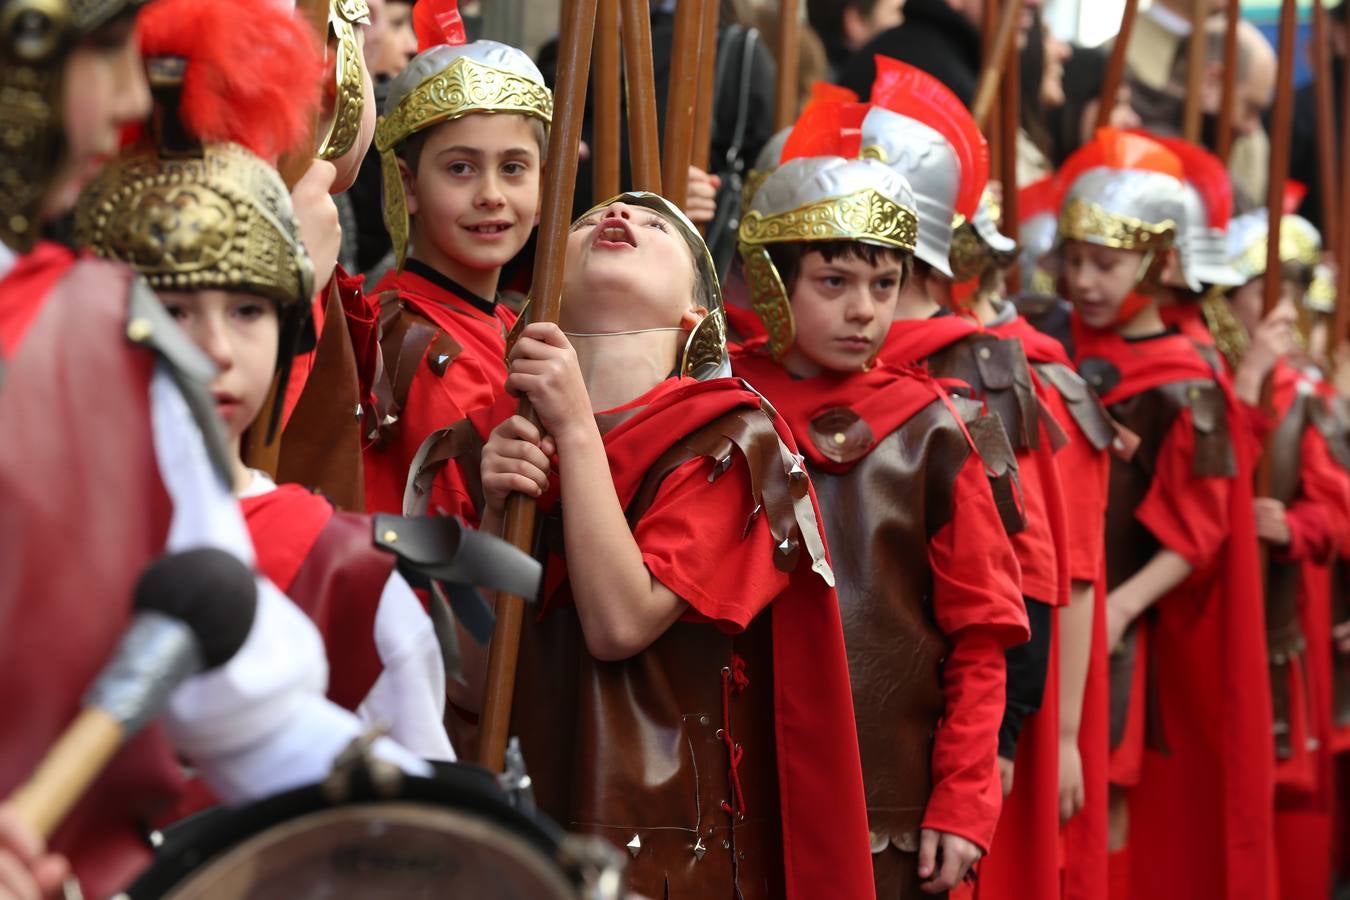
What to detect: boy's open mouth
<box><xmin>465</xmin><ymin>221</ymin><xmax>513</xmax><ymax>235</ymax></box>
<box><xmin>593</xmin><ymin>217</ymin><xmax>637</xmax><ymax>248</ymax></box>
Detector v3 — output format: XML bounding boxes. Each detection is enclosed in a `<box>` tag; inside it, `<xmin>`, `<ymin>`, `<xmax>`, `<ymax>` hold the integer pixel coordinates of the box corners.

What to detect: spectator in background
<box><xmin>1047</xmin><ymin>44</ymin><xmax>1142</xmax><ymax>168</ymax></box>
<box><xmin>1289</xmin><ymin>0</ymin><xmax>1346</xmax><ymax>235</ymax></box>
<box><xmin>836</xmin><ymin>0</ymin><xmax>983</xmax><ymax>103</ymax></box>
<box><xmin>1018</xmin><ymin>11</ymin><xmax>1070</xmax><ymax>185</ymax></box>
<box><xmin>745</xmin><ymin>1</ymin><xmax>830</xmax><ymax>118</ymax></box>
<box><xmin>805</xmin><ymin>0</ymin><xmax>906</xmax><ymax>78</ymax></box>
<box><xmin>367</xmin><ymin>0</ymin><xmax>420</xmax><ymax>80</ymax></box>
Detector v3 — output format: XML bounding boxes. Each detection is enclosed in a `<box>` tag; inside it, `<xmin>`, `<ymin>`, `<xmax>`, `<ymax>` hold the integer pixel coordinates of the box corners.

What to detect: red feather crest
<box><xmin>1055</xmin><ymin>128</ymin><xmax>1183</xmax><ymax>201</ymax></box>
<box><xmin>779</xmin><ymin>101</ymin><xmax>870</xmax><ymax>163</ymax></box>
<box><xmin>137</xmin><ymin>0</ymin><xmax>324</xmax><ymax>161</ymax></box>
<box><xmin>1132</xmin><ymin>133</ymin><xmax>1232</xmax><ymax>227</ymax></box>
<box><xmin>415</xmin><ymin>0</ymin><xmax>467</xmax><ymax>52</ymax></box>
<box><xmin>868</xmin><ymin>55</ymin><xmax>987</xmax><ymax>219</ymax></box>
<box><xmin>1018</xmin><ymin>176</ymin><xmax>1058</xmax><ymax>223</ymax></box>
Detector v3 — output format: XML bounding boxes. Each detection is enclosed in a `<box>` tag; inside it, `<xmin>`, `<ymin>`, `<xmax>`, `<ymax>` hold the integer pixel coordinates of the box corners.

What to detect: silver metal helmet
<box><xmin>1226</xmin><ymin>210</ymin><xmax>1322</xmax><ymax>283</ymax></box>
<box><xmin>1175</xmin><ymin>182</ymin><xmax>1243</xmax><ymax>289</ymax></box>
<box><xmin>1019</xmin><ymin>211</ymin><xmax>1059</xmax><ymax>294</ymax></box>
<box><xmin>738</xmin><ymin>155</ymin><xmax>919</xmax><ymax>356</ymax></box>
<box><xmin>859</xmin><ymin>106</ymin><xmax>959</xmax><ymax>276</ymax></box>
<box><xmin>1051</xmin><ymin>166</ymin><xmax>1186</xmax><ymax>283</ymax></box>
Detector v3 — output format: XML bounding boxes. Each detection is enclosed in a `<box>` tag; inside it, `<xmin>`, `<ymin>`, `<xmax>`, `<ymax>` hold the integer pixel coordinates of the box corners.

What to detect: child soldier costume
<box><xmin>408</xmin><ymin>193</ymin><xmax>874</xmax><ymax>900</ymax></box>
<box><xmin>359</xmin><ymin>36</ymin><xmax>551</xmax><ymax>514</ymax></box>
<box><xmin>731</xmin><ymin>139</ymin><xmax>1030</xmax><ymax>896</ymax></box>
<box><xmin>1057</xmin><ymin>130</ymin><xmax>1274</xmax><ymax>900</ymax></box>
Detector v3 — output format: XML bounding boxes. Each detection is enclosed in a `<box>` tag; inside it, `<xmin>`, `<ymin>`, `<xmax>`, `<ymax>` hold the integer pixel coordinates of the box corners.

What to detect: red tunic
<box><xmin>441</xmin><ymin>377</ymin><xmax>874</xmax><ymax>899</ymax></box>
<box><xmin>359</xmin><ymin>261</ymin><xmax>515</xmax><ymax>515</ymax></box>
<box><xmin>731</xmin><ymin>346</ymin><xmax>1028</xmax><ymax>861</ymax></box>
<box><xmin>987</xmin><ymin>313</ymin><xmax>1112</xmax><ymax>900</ymax></box>
<box><xmin>0</xmin><ymin>244</ymin><xmax>183</xmax><ymax>896</ymax></box>
<box><xmin>1074</xmin><ymin>322</ymin><xmax>1274</xmax><ymax>900</ymax></box>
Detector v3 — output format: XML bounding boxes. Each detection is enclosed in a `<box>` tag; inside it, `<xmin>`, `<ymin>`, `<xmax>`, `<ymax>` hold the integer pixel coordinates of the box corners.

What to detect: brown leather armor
<box><xmin>508</xmin><ymin>406</ymin><xmax>824</xmax><ymax>899</ymax></box>
<box><xmin>1093</xmin><ymin>369</ymin><xmax>1236</xmax><ymax>751</ymax></box>
<box><xmin>808</xmin><ymin>397</ymin><xmax>1016</xmax><ymax>899</ymax></box>
<box><xmin>927</xmin><ymin>333</ymin><xmax>1040</xmax><ymax>452</ymax></box>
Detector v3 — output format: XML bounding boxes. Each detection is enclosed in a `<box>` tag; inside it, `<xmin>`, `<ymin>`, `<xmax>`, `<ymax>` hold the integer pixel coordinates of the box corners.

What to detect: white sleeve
<box><xmin>357</xmin><ymin>573</ymin><xmax>456</xmax><ymax>762</ymax></box>
<box><xmin>146</xmin><ymin>364</ymin><xmax>429</xmax><ymax>802</ymax></box>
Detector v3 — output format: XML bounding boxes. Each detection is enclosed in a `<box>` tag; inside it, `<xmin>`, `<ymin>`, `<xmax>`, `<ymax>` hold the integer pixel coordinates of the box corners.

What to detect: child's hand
<box><xmin>684</xmin><ymin>166</ymin><xmax>721</xmax><ymax>225</ymax></box>
<box><xmin>1253</xmin><ymin>498</ymin><xmax>1291</xmax><ymax>546</ymax></box>
<box><xmin>0</xmin><ymin>804</ymin><xmax>69</xmax><ymax>900</ymax></box>
<box><xmin>917</xmin><ymin>828</ymin><xmax>982</xmax><ymax>892</ymax></box>
<box><xmin>506</xmin><ymin>323</ymin><xmax>594</xmax><ymax>445</ymax></box>
<box><xmin>290</xmin><ymin>160</ymin><xmax>342</xmax><ymax>291</ymax></box>
<box><xmin>1058</xmin><ymin>738</ymin><xmax>1086</xmax><ymax>825</ymax></box>
<box><xmin>481</xmin><ymin>415</ymin><xmax>554</xmax><ymax>521</ymax></box>
<box><xmin>1333</xmin><ymin>619</ymin><xmax>1350</xmax><ymax>655</ymax></box>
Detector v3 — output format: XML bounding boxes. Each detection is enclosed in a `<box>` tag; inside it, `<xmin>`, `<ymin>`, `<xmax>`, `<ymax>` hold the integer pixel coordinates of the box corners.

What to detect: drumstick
<box><xmin>476</xmin><ymin>0</ymin><xmax>599</xmax><ymax>773</ymax></box>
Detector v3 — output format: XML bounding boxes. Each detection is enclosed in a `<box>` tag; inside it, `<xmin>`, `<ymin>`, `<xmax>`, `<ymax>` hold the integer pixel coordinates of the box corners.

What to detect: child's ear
<box><xmin>398</xmin><ymin>157</ymin><xmax>419</xmax><ymax>217</ymax></box>
<box><xmin>680</xmin><ymin>306</ymin><xmax>709</xmax><ymax>330</ymax></box>
<box><xmin>1158</xmin><ymin>248</ymin><xmax>1185</xmax><ymax>287</ymax></box>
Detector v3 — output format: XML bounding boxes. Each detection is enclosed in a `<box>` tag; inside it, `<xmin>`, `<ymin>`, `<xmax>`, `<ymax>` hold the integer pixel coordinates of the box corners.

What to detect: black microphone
<box><xmin>6</xmin><ymin>548</ymin><xmax>257</xmax><ymax>837</ymax></box>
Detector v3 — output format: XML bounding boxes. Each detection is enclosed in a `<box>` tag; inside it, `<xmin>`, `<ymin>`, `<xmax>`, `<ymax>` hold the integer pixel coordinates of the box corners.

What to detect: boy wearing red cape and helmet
<box><xmin>0</xmin><ymin>0</ymin><xmax>432</xmax><ymax>894</ymax></box>
<box><xmin>949</xmin><ymin>183</ymin><xmax>1117</xmax><ymax>900</ymax></box>
<box><xmin>729</xmin><ymin>102</ymin><xmax>1029</xmax><ymax>896</ymax></box>
<box><xmin>406</xmin><ymin>192</ymin><xmax>874</xmax><ymax>899</ymax></box>
<box><xmin>356</xmin><ymin>4</ymin><xmax>550</xmax><ymax>516</ymax></box>
<box><xmin>1052</xmin><ymin>128</ymin><xmax>1273</xmax><ymax>900</ymax></box>
<box><xmin>861</xmin><ymin>56</ymin><xmax>1073</xmax><ymax>899</ymax></box>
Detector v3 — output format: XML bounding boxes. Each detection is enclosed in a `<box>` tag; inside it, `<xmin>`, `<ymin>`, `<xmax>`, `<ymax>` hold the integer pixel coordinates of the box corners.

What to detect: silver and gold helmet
<box><xmin>740</xmin><ymin>125</ymin><xmax>792</xmax><ymax>216</ymax></box>
<box><xmin>859</xmin><ymin>107</ymin><xmax>959</xmax><ymax>276</ymax></box>
<box><xmin>1175</xmin><ymin>182</ymin><xmax>1242</xmax><ymax>288</ymax></box>
<box><xmin>949</xmin><ymin>187</ymin><xmax>1017</xmax><ymax>283</ymax></box>
<box><xmin>375</xmin><ymin>40</ymin><xmax>553</xmax><ymax>268</ymax></box>
<box><xmin>0</xmin><ymin>0</ymin><xmax>150</xmax><ymax>252</ymax></box>
<box><xmin>1307</xmin><ymin>263</ymin><xmax>1336</xmax><ymax>316</ymax></box>
<box><xmin>738</xmin><ymin>155</ymin><xmax>918</xmax><ymax>357</ymax></box>
<box><xmin>1019</xmin><ymin>210</ymin><xmax>1059</xmax><ymax>294</ymax></box>
<box><xmin>1226</xmin><ymin>210</ymin><xmax>1322</xmax><ymax>284</ymax></box>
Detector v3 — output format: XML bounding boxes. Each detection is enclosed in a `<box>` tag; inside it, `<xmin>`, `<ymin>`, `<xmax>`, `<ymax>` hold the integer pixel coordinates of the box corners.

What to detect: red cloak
<box><xmin>359</xmin><ymin>261</ymin><xmax>515</xmax><ymax>515</ymax></box>
<box><xmin>1074</xmin><ymin>323</ymin><xmax>1275</xmax><ymax>900</ymax></box>
<box><xmin>447</xmin><ymin>376</ymin><xmax>875</xmax><ymax>899</ymax></box>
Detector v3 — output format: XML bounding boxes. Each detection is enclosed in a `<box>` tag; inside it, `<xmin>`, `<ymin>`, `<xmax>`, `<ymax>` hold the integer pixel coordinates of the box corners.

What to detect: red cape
<box><xmin>470</xmin><ymin>376</ymin><xmax>875</xmax><ymax>899</ymax></box>
<box><xmin>1075</xmin><ymin>322</ymin><xmax>1276</xmax><ymax>900</ymax></box>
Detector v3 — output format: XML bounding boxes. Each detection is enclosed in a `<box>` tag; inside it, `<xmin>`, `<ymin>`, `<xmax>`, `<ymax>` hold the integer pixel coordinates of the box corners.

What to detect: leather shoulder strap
<box><xmin>371</xmin><ymin>291</ymin><xmax>463</xmax><ymax>443</ymax></box>
<box><xmin>404</xmin><ymin>417</ymin><xmax>488</xmax><ymax>517</ymax></box>
<box><xmin>963</xmin><ymin>412</ymin><xmax>1027</xmax><ymax>537</ymax></box>
<box><xmin>1035</xmin><ymin>361</ymin><xmax>1117</xmax><ymax>451</ymax></box>
<box><xmin>1184</xmin><ymin>381</ymin><xmax>1238</xmax><ymax>478</ymax></box>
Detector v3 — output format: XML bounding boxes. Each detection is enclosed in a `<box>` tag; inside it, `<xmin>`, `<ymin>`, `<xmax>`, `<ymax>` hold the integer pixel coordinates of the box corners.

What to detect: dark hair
<box><xmin>1047</xmin><ymin>44</ymin><xmax>1107</xmax><ymax>167</ymax></box>
<box><xmin>766</xmin><ymin>240</ymin><xmax>913</xmax><ymax>291</ymax></box>
<box><xmin>806</xmin><ymin>0</ymin><xmax>884</xmax><ymax>40</ymax></box>
<box><xmin>1019</xmin><ymin>8</ymin><xmax>1055</xmax><ymax>162</ymax></box>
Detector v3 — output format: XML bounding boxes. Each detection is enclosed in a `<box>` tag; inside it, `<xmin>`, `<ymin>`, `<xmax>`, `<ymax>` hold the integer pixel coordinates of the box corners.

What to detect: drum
<box><xmin>122</xmin><ymin>757</ymin><xmax>624</xmax><ymax>899</ymax></box>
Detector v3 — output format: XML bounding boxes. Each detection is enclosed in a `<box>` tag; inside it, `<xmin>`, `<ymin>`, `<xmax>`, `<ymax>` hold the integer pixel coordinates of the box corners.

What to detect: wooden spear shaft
<box><xmin>1314</xmin><ymin>0</ymin><xmax>1341</xmax><ymax>259</ymax></box>
<box><xmin>1182</xmin><ymin>0</ymin><xmax>1209</xmax><ymax>143</ymax></box>
<box><xmin>1255</xmin><ymin>0</ymin><xmax>1300</xmax><ymax>498</ymax></box>
<box><xmin>1098</xmin><ymin>0</ymin><xmax>1141</xmax><ymax>130</ymax></box>
<box><xmin>662</xmin><ymin>0</ymin><xmax>704</xmax><ymax>209</ymax></box>
<box><xmin>983</xmin><ymin>0</ymin><xmax>1002</xmax><ymax>183</ymax></box>
<box><xmin>691</xmin><ymin>0</ymin><xmax>718</xmax><ymax>173</ymax></box>
<box><xmin>973</xmin><ymin>0</ymin><xmax>1025</xmax><ymax>132</ymax></box>
<box><xmin>774</xmin><ymin>0</ymin><xmax>801</xmax><ymax>130</ymax></box>
<box><xmin>999</xmin><ymin>1</ymin><xmax>1021</xmax><ymax>287</ymax></box>
<box><xmin>476</xmin><ymin>0</ymin><xmax>599</xmax><ymax>773</ymax></box>
<box><xmin>593</xmin><ymin>0</ymin><xmax>622</xmax><ymax>202</ymax></box>
<box><xmin>621</xmin><ymin>0</ymin><xmax>663</xmax><ymax>191</ymax></box>
<box><xmin>1215</xmin><ymin>0</ymin><xmax>1241</xmax><ymax>161</ymax></box>
<box><xmin>1341</xmin><ymin>11</ymin><xmax>1350</xmax><ymax>345</ymax></box>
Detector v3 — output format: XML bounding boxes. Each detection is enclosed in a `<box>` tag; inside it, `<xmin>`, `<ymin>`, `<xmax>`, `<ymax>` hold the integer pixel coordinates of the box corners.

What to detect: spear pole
<box><xmin>774</xmin><ymin>0</ymin><xmax>801</xmax><ymax>130</ymax></box>
<box><xmin>621</xmin><ymin>0</ymin><xmax>663</xmax><ymax>191</ymax></box>
<box><xmin>593</xmin><ymin>0</ymin><xmax>622</xmax><ymax>202</ymax></box>
<box><xmin>1098</xmin><ymin>0</ymin><xmax>1141</xmax><ymax>130</ymax></box>
<box><xmin>1215</xmin><ymin>0</ymin><xmax>1241</xmax><ymax>160</ymax></box>
<box><xmin>691</xmin><ymin>0</ymin><xmax>718</xmax><ymax>173</ymax></box>
<box><xmin>1182</xmin><ymin>0</ymin><xmax>1209</xmax><ymax>143</ymax></box>
<box><xmin>999</xmin><ymin>0</ymin><xmax>1021</xmax><ymax>285</ymax></box>
<box><xmin>662</xmin><ymin>0</ymin><xmax>704</xmax><ymax>209</ymax></box>
<box><xmin>972</xmin><ymin>0</ymin><xmax>1024</xmax><ymax>132</ymax></box>
<box><xmin>477</xmin><ymin>0</ymin><xmax>599</xmax><ymax>772</ymax></box>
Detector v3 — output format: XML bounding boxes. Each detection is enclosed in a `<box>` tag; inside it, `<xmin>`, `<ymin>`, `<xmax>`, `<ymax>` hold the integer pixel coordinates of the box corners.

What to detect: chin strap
<box><xmin>1115</xmin><ymin>250</ymin><xmax>1161</xmax><ymax>326</ymax></box>
<box><xmin>562</xmin><ymin>327</ymin><xmax>687</xmax><ymax>337</ymax></box>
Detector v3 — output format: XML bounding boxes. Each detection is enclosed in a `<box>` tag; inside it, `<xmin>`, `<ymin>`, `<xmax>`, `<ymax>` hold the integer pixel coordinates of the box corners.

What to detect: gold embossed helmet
<box><xmin>375</xmin><ymin>40</ymin><xmax>553</xmax><ymax>269</ymax></box>
<box><xmin>949</xmin><ymin>188</ymin><xmax>1018</xmax><ymax>284</ymax></box>
<box><xmin>1225</xmin><ymin>209</ymin><xmax>1322</xmax><ymax>285</ymax></box>
<box><xmin>0</xmin><ymin>0</ymin><xmax>150</xmax><ymax>252</ymax></box>
<box><xmin>1049</xmin><ymin>128</ymin><xmax>1190</xmax><ymax>289</ymax></box>
<box><xmin>739</xmin><ymin>104</ymin><xmax>918</xmax><ymax>357</ymax></box>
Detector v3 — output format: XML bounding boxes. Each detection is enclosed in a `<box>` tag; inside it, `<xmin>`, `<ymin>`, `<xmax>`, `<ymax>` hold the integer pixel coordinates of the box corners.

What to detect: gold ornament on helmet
<box><xmin>75</xmin><ymin>140</ymin><xmax>315</xmax><ymax>307</ymax></box>
<box><xmin>316</xmin><ymin>0</ymin><xmax>370</xmax><ymax>162</ymax></box>
<box><xmin>374</xmin><ymin>40</ymin><xmax>553</xmax><ymax>269</ymax></box>
<box><xmin>1057</xmin><ymin>198</ymin><xmax>1177</xmax><ymax>255</ymax></box>
<box><xmin>738</xmin><ymin>156</ymin><xmax>918</xmax><ymax>358</ymax></box>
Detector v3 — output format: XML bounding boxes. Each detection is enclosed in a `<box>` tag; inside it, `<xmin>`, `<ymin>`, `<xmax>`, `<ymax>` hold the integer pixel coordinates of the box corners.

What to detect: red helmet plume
<box><xmin>1133</xmin><ymin>133</ymin><xmax>1233</xmax><ymax>227</ymax></box>
<box><xmin>415</xmin><ymin>0</ymin><xmax>468</xmax><ymax>51</ymax></box>
<box><xmin>779</xmin><ymin>101</ymin><xmax>870</xmax><ymax>162</ymax></box>
<box><xmin>1019</xmin><ymin>176</ymin><xmax>1059</xmax><ymax>224</ymax></box>
<box><xmin>868</xmin><ymin>55</ymin><xmax>987</xmax><ymax>219</ymax></box>
<box><xmin>137</xmin><ymin>0</ymin><xmax>324</xmax><ymax>161</ymax></box>
<box><xmin>1055</xmin><ymin>127</ymin><xmax>1183</xmax><ymax>199</ymax></box>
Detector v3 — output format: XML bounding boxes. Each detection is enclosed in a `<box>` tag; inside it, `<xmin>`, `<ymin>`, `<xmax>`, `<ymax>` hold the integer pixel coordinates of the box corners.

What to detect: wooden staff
<box><xmin>662</xmin><ymin>0</ymin><xmax>704</xmax><ymax>209</ymax></box>
<box><xmin>999</xmin><ymin>1</ymin><xmax>1021</xmax><ymax>284</ymax></box>
<box><xmin>1255</xmin><ymin>0</ymin><xmax>1300</xmax><ymax>496</ymax></box>
<box><xmin>1341</xmin><ymin>9</ymin><xmax>1350</xmax><ymax>345</ymax></box>
<box><xmin>1215</xmin><ymin>0</ymin><xmax>1241</xmax><ymax>160</ymax></box>
<box><xmin>593</xmin><ymin>0</ymin><xmax>621</xmax><ymax>202</ymax></box>
<box><xmin>1182</xmin><ymin>0</ymin><xmax>1209</xmax><ymax>143</ymax></box>
<box><xmin>621</xmin><ymin>0</ymin><xmax>662</xmax><ymax>191</ymax></box>
<box><xmin>1098</xmin><ymin>0</ymin><xmax>1141</xmax><ymax>130</ymax></box>
<box><xmin>983</xmin><ymin>0</ymin><xmax>1003</xmax><ymax>190</ymax></box>
<box><xmin>1315</xmin><ymin>0</ymin><xmax>1341</xmax><ymax>260</ymax></box>
<box><xmin>690</xmin><ymin>0</ymin><xmax>718</xmax><ymax>173</ymax></box>
<box><xmin>477</xmin><ymin>0</ymin><xmax>599</xmax><ymax>773</ymax></box>
<box><xmin>774</xmin><ymin>0</ymin><xmax>801</xmax><ymax>130</ymax></box>
<box><xmin>972</xmin><ymin>0</ymin><xmax>1024</xmax><ymax>131</ymax></box>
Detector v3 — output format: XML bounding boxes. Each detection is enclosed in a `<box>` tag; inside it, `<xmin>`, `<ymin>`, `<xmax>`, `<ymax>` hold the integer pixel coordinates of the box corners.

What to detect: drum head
<box><xmin>163</xmin><ymin>802</ymin><xmax>575</xmax><ymax>899</ymax></box>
